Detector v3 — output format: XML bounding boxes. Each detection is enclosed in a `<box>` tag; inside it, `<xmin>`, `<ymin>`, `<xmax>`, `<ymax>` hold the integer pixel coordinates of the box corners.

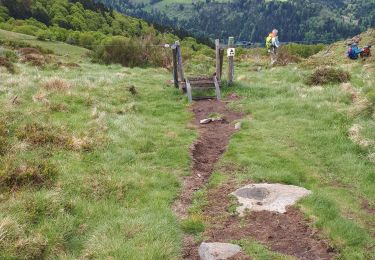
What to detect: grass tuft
<box><xmin>274</xmin><ymin>48</ymin><xmax>301</xmax><ymax>66</ymax></box>
<box><xmin>0</xmin><ymin>119</ymin><xmax>9</xmax><ymax>156</ymax></box>
<box><xmin>20</xmin><ymin>53</ymin><xmax>46</xmax><ymax>66</ymax></box>
<box><xmin>0</xmin><ymin>57</ymin><xmax>16</xmax><ymax>73</ymax></box>
<box><xmin>16</xmin><ymin>122</ymin><xmax>95</xmax><ymax>151</ymax></box>
<box><xmin>0</xmin><ymin>217</ymin><xmax>48</xmax><ymax>259</ymax></box>
<box><xmin>0</xmin><ymin>158</ymin><xmax>58</xmax><ymax>190</ymax></box>
<box><xmin>181</xmin><ymin>215</ymin><xmax>205</xmax><ymax>235</ymax></box>
<box><xmin>306</xmin><ymin>66</ymin><xmax>350</xmax><ymax>85</ymax></box>
<box><xmin>41</xmin><ymin>77</ymin><xmax>71</xmax><ymax>91</ymax></box>
<box><xmin>16</xmin><ymin>122</ymin><xmax>68</xmax><ymax>147</ymax></box>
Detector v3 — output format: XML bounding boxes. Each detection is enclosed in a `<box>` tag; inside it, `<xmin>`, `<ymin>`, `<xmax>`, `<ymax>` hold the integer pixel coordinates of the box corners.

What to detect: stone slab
<box><xmin>231</xmin><ymin>183</ymin><xmax>311</xmax><ymax>215</ymax></box>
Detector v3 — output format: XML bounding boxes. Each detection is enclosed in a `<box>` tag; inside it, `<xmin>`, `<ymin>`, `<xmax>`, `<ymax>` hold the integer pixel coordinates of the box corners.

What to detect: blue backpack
<box><xmin>347</xmin><ymin>46</ymin><xmax>357</xmax><ymax>59</ymax></box>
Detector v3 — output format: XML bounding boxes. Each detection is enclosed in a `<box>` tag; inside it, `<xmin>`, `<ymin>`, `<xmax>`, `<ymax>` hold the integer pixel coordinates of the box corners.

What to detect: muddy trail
<box><xmin>175</xmin><ymin>99</ymin><xmax>335</xmax><ymax>260</ymax></box>
<box><xmin>173</xmin><ymin>99</ymin><xmax>243</xmax><ymax>218</ymax></box>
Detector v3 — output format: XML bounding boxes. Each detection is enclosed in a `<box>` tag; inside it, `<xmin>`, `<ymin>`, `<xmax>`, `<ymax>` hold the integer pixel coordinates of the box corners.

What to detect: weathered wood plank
<box><xmin>215</xmin><ymin>39</ymin><xmax>221</xmax><ymax>80</ymax></box>
<box><xmin>186</xmin><ymin>79</ymin><xmax>192</xmax><ymax>102</ymax></box>
<box><xmin>219</xmin><ymin>48</ymin><xmax>224</xmax><ymax>80</ymax></box>
<box><xmin>175</xmin><ymin>41</ymin><xmax>185</xmax><ymax>87</ymax></box>
<box><xmin>213</xmin><ymin>76</ymin><xmax>221</xmax><ymax>100</ymax></box>
<box><xmin>192</xmin><ymin>96</ymin><xmax>217</xmax><ymax>100</ymax></box>
<box><xmin>172</xmin><ymin>45</ymin><xmax>178</xmax><ymax>88</ymax></box>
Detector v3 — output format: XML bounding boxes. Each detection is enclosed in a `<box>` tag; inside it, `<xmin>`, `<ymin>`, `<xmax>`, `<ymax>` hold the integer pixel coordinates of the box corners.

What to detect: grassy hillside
<box><xmin>0</xmin><ymin>28</ymin><xmax>374</xmax><ymax>259</ymax></box>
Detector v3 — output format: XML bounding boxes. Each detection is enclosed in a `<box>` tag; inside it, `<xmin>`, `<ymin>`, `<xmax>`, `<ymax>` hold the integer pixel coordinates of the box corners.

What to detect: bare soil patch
<box><xmin>184</xmin><ymin>179</ymin><xmax>335</xmax><ymax>259</ymax></box>
<box><xmin>173</xmin><ymin>99</ymin><xmax>243</xmax><ymax>218</ymax></box>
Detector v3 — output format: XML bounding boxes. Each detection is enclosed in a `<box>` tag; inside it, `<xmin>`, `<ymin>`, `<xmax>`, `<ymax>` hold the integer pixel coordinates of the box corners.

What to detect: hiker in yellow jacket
<box><xmin>266</xmin><ymin>29</ymin><xmax>280</xmax><ymax>65</ymax></box>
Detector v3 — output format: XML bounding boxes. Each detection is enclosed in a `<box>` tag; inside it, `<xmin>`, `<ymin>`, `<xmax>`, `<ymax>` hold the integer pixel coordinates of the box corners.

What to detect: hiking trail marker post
<box><xmin>171</xmin><ymin>40</ymin><xmax>223</xmax><ymax>102</ymax></box>
<box><xmin>227</xmin><ymin>36</ymin><xmax>235</xmax><ymax>85</ymax></box>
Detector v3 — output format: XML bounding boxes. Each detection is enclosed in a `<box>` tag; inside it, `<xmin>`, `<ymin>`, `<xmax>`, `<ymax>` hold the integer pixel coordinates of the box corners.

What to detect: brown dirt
<box><xmin>362</xmin><ymin>199</ymin><xmax>375</xmax><ymax>215</ymax></box>
<box><xmin>184</xmin><ymin>179</ymin><xmax>336</xmax><ymax>259</ymax></box>
<box><xmin>173</xmin><ymin>99</ymin><xmax>243</xmax><ymax>218</ymax></box>
<box><xmin>177</xmin><ymin>99</ymin><xmax>335</xmax><ymax>260</ymax></box>
<box><xmin>20</xmin><ymin>53</ymin><xmax>46</xmax><ymax>66</ymax></box>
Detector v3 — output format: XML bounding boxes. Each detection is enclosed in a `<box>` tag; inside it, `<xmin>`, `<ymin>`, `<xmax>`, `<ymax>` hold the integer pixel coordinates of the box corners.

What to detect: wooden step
<box><xmin>186</xmin><ymin>76</ymin><xmax>221</xmax><ymax>102</ymax></box>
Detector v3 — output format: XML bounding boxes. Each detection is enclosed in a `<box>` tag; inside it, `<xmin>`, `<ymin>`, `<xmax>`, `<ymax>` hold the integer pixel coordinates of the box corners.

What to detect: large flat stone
<box><xmin>198</xmin><ymin>242</ymin><xmax>241</xmax><ymax>260</ymax></box>
<box><xmin>231</xmin><ymin>183</ymin><xmax>311</xmax><ymax>215</ymax></box>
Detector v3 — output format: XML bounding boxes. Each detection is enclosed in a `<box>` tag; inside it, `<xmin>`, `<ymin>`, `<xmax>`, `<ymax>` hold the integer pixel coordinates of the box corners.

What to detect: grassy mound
<box><xmin>0</xmin><ymin>159</ymin><xmax>58</xmax><ymax>190</ymax></box>
<box><xmin>306</xmin><ymin>66</ymin><xmax>350</xmax><ymax>85</ymax></box>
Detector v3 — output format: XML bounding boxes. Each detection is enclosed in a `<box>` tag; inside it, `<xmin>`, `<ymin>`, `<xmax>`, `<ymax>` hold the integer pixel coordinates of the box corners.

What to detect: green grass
<box><xmin>1</xmin><ymin>30</ymin><xmax>375</xmax><ymax>259</ymax></box>
<box><xmin>0</xmin><ymin>35</ymin><xmax>196</xmax><ymax>258</ymax></box>
<box><xmin>216</xmin><ymin>60</ymin><xmax>375</xmax><ymax>258</ymax></box>
<box><xmin>0</xmin><ymin>29</ymin><xmax>88</xmax><ymax>60</ymax></box>
<box><xmin>237</xmin><ymin>239</ymin><xmax>295</xmax><ymax>260</ymax></box>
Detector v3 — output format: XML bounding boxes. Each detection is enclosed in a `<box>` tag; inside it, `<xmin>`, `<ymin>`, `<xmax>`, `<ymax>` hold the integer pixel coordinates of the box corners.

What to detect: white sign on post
<box><xmin>227</xmin><ymin>48</ymin><xmax>235</xmax><ymax>57</ymax></box>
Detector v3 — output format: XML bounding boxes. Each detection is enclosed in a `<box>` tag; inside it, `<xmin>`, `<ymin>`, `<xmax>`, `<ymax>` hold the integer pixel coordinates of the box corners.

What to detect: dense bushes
<box><xmin>92</xmin><ymin>35</ymin><xmax>172</xmax><ymax>67</ymax></box>
<box><xmin>281</xmin><ymin>43</ymin><xmax>325</xmax><ymax>58</ymax></box>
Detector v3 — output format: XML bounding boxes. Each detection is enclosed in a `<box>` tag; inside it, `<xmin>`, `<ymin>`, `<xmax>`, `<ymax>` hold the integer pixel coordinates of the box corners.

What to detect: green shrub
<box><xmin>3</xmin><ymin>49</ymin><xmax>18</xmax><ymax>62</ymax></box>
<box><xmin>79</xmin><ymin>31</ymin><xmax>104</xmax><ymax>49</ymax></box>
<box><xmin>0</xmin><ymin>22</ymin><xmax>14</xmax><ymax>31</ymax></box>
<box><xmin>12</xmin><ymin>25</ymin><xmax>41</xmax><ymax>36</ymax></box>
<box><xmin>93</xmin><ymin>36</ymin><xmax>144</xmax><ymax>67</ymax></box>
<box><xmin>306</xmin><ymin>66</ymin><xmax>351</xmax><ymax>85</ymax></box>
<box><xmin>24</xmin><ymin>18</ymin><xmax>47</xmax><ymax>30</ymax></box>
<box><xmin>49</xmin><ymin>26</ymin><xmax>69</xmax><ymax>42</ymax></box>
<box><xmin>282</xmin><ymin>43</ymin><xmax>325</xmax><ymax>58</ymax></box>
<box><xmin>36</xmin><ymin>30</ymin><xmax>53</xmax><ymax>41</ymax></box>
<box><xmin>0</xmin><ymin>6</ymin><xmax>9</xmax><ymax>22</ymax></box>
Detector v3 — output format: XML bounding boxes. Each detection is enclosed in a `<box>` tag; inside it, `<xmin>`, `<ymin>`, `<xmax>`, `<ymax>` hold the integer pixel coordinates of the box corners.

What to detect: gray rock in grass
<box><xmin>198</xmin><ymin>242</ymin><xmax>241</xmax><ymax>260</ymax></box>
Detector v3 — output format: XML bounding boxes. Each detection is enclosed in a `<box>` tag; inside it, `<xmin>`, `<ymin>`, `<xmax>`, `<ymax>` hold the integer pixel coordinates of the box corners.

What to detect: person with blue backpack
<box><xmin>347</xmin><ymin>36</ymin><xmax>364</xmax><ymax>60</ymax></box>
<box><xmin>347</xmin><ymin>43</ymin><xmax>364</xmax><ymax>60</ymax></box>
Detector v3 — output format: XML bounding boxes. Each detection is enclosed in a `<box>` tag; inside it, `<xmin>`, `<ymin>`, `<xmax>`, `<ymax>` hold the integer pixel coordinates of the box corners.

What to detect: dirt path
<box><xmin>173</xmin><ymin>99</ymin><xmax>243</xmax><ymax>218</ymax></box>
<box><xmin>175</xmin><ymin>99</ymin><xmax>335</xmax><ymax>260</ymax></box>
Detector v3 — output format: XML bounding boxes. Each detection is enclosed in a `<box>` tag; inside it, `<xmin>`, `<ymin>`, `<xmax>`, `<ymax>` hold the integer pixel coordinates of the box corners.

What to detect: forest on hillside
<box><xmin>99</xmin><ymin>0</ymin><xmax>375</xmax><ymax>43</ymax></box>
<box><xmin>0</xmin><ymin>0</ymin><xmax>214</xmax><ymax>67</ymax></box>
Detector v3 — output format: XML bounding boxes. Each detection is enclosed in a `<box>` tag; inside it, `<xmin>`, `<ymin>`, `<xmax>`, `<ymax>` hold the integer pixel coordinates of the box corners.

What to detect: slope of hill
<box><xmin>99</xmin><ymin>0</ymin><xmax>375</xmax><ymax>43</ymax></box>
<box><xmin>1</xmin><ymin>24</ymin><xmax>375</xmax><ymax>259</ymax></box>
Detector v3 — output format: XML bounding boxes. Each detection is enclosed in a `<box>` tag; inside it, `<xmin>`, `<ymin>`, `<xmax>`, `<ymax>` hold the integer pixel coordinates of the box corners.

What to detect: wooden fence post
<box><xmin>219</xmin><ymin>48</ymin><xmax>224</xmax><ymax>80</ymax></box>
<box><xmin>215</xmin><ymin>39</ymin><xmax>221</xmax><ymax>80</ymax></box>
<box><xmin>172</xmin><ymin>44</ymin><xmax>178</xmax><ymax>88</ymax></box>
<box><xmin>175</xmin><ymin>41</ymin><xmax>185</xmax><ymax>86</ymax></box>
<box><xmin>227</xmin><ymin>36</ymin><xmax>235</xmax><ymax>85</ymax></box>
